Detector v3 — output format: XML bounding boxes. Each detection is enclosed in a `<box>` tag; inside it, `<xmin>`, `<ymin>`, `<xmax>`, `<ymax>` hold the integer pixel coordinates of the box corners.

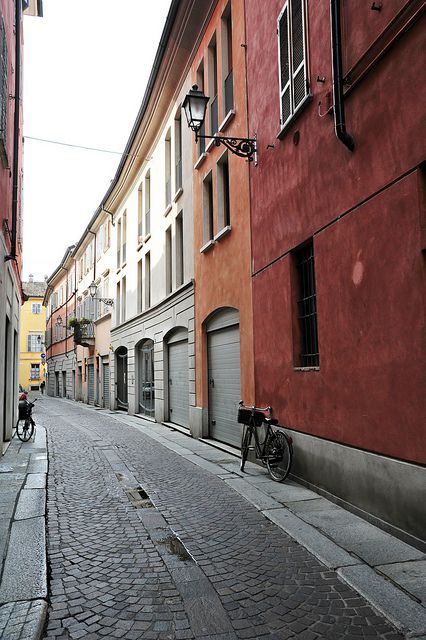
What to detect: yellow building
<box><xmin>19</xmin><ymin>276</ymin><xmax>47</xmax><ymax>392</ymax></box>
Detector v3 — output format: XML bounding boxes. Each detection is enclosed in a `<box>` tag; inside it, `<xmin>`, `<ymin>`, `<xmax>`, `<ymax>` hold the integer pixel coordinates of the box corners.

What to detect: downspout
<box><xmin>330</xmin><ymin>0</ymin><xmax>355</xmax><ymax>151</ymax></box>
<box><xmin>4</xmin><ymin>0</ymin><xmax>22</xmax><ymax>262</ymax></box>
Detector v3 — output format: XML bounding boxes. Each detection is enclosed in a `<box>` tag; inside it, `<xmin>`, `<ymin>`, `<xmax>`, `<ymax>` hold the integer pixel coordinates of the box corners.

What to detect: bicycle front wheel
<box><xmin>240</xmin><ymin>425</ymin><xmax>252</xmax><ymax>471</ymax></box>
<box><xmin>265</xmin><ymin>430</ymin><xmax>292</xmax><ymax>482</ymax></box>
<box><xmin>16</xmin><ymin>418</ymin><xmax>33</xmax><ymax>442</ymax></box>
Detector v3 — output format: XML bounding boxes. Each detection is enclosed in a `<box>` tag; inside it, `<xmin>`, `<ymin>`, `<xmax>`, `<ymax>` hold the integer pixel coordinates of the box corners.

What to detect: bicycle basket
<box><xmin>18</xmin><ymin>400</ymin><xmax>30</xmax><ymax>420</ymax></box>
<box><xmin>237</xmin><ymin>408</ymin><xmax>265</xmax><ymax>426</ymax></box>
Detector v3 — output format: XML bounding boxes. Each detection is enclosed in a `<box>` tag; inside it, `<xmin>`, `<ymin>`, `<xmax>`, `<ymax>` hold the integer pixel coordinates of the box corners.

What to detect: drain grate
<box><xmin>126</xmin><ymin>487</ymin><xmax>153</xmax><ymax>509</ymax></box>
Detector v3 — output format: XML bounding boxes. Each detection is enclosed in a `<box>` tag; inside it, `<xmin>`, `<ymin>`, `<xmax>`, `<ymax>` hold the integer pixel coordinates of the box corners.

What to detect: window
<box><xmin>165</xmin><ymin>130</ymin><xmax>171</xmax><ymax>207</ymax></box>
<box><xmin>0</xmin><ymin>16</ymin><xmax>7</xmax><ymax>156</ymax></box>
<box><xmin>145</xmin><ymin>252</ymin><xmax>151</xmax><ymax>309</ymax></box>
<box><xmin>116</xmin><ymin>219</ymin><xmax>121</xmax><ymax>268</ymax></box>
<box><xmin>208</xmin><ymin>35</ymin><xmax>218</xmax><ymax>135</ymax></box>
<box><xmin>203</xmin><ymin>172</ymin><xmax>214</xmax><ymax>244</ymax></box>
<box><xmin>122</xmin><ymin>211</ymin><xmax>127</xmax><ymax>264</ymax></box>
<box><xmin>137</xmin><ymin>183</ymin><xmax>143</xmax><ymax>240</ymax></box>
<box><xmin>217</xmin><ymin>152</ymin><xmax>230</xmax><ymax>229</ymax></box>
<box><xmin>165</xmin><ymin>226</ymin><xmax>172</xmax><ymax>295</ymax></box>
<box><xmin>121</xmin><ymin>276</ymin><xmax>126</xmax><ymax>323</ymax></box>
<box><xmin>174</xmin><ymin>113</ymin><xmax>182</xmax><ymax>192</ymax></box>
<box><xmin>116</xmin><ymin>280</ymin><xmax>121</xmax><ymax>324</ymax></box>
<box><xmin>221</xmin><ymin>4</ymin><xmax>234</xmax><ymax>115</ymax></box>
<box><xmin>277</xmin><ymin>0</ymin><xmax>309</xmax><ymax>129</ymax></box>
<box><xmin>32</xmin><ymin>303</ymin><xmax>41</xmax><ymax>314</ymax></box>
<box><xmin>27</xmin><ymin>334</ymin><xmax>43</xmax><ymax>352</ymax></box>
<box><xmin>137</xmin><ymin>259</ymin><xmax>143</xmax><ymax>313</ymax></box>
<box><xmin>145</xmin><ymin>172</ymin><xmax>151</xmax><ymax>237</ymax></box>
<box><xmin>292</xmin><ymin>240</ymin><xmax>319</xmax><ymax>368</ymax></box>
<box><xmin>97</xmin><ymin>224</ymin><xmax>104</xmax><ymax>258</ymax></box>
<box><xmin>30</xmin><ymin>364</ymin><xmax>40</xmax><ymax>380</ymax></box>
<box><xmin>176</xmin><ymin>212</ymin><xmax>184</xmax><ymax>287</ymax></box>
<box><xmin>196</xmin><ymin>60</ymin><xmax>206</xmax><ymax>155</ymax></box>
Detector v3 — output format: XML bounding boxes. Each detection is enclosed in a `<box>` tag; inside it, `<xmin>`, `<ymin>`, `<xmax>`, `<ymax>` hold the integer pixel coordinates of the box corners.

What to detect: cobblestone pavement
<box><xmin>41</xmin><ymin>399</ymin><xmax>403</xmax><ymax>640</ymax></box>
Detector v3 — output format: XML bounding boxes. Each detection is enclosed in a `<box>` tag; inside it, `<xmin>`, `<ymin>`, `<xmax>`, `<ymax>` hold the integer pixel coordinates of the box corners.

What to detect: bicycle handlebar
<box><xmin>239</xmin><ymin>400</ymin><xmax>272</xmax><ymax>414</ymax></box>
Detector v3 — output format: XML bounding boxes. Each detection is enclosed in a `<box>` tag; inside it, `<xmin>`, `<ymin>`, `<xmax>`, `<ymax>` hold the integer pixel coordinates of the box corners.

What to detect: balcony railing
<box><xmin>210</xmin><ymin>95</ymin><xmax>218</xmax><ymax>135</ymax></box>
<box><xmin>224</xmin><ymin>70</ymin><xmax>234</xmax><ymax>115</ymax></box>
<box><xmin>73</xmin><ymin>321</ymin><xmax>95</xmax><ymax>347</ymax></box>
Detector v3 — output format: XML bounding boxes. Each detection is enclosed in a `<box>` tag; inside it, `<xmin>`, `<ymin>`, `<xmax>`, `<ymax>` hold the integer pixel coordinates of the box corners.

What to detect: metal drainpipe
<box><xmin>4</xmin><ymin>0</ymin><xmax>22</xmax><ymax>262</ymax></box>
<box><xmin>330</xmin><ymin>0</ymin><xmax>355</xmax><ymax>151</ymax></box>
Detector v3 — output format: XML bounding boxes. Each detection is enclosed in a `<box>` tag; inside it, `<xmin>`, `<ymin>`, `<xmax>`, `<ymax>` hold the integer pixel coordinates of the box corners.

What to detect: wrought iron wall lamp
<box><xmin>182</xmin><ymin>85</ymin><xmax>257</xmax><ymax>162</ymax></box>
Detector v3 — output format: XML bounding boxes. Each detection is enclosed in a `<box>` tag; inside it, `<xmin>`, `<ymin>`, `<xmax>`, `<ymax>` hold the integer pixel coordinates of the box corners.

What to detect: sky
<box><xmin>22</xmin><ymin>0</ymin><xmax>172</xmax><ymax>282</ymax></box>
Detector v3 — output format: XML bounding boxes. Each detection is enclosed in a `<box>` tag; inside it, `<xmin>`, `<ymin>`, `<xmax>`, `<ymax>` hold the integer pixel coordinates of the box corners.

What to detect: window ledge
<box><xmin>194</xmin><ymin>153</ymin><xmax>207</xmax><ymax>170</ymax></box>
<box><xmin>277</xmin><ymin>94</ymin><xmax>312</xmax><ymax>140</ymax></box>
<box><xmin>206</xmin><ymin>137</ymin><xmax>217</xmax><ymax>153</ymax></box>
<box><xmin>173</xmin><ymin>187</ymin><xmax>183</xmax><ymax>203</ymax></box>
<box><xmin>137</xmin><ymin>242</ymin><xmax>143</xmax><ymax>252</ymax></box>
<box><xmin>144</xmin><ymin>233</ymin><xmax>151</xmax><ymax>243</ymax></box>
<box><xmin>293</xmin><ymin>366</ymin><xmax>320</xmax><ymax>372</ymax></box>
<box><xmin>102</xmin><ymin>268</ymin><xmax>110</xmax><ymax>277</ymax></box>
<box><xmin>219</xmin><ymin>109</ymin><xmax>235</xmax><ymax>132</ymax></box>
<box><xmin>214</xmin><ymin>225</ymin><xmax>231</xmax><ymax>241</ymax></box>
<box><xmin>116</xmin><ymin>268</ymin><xmax>121</xmax><ymax>275</ymax></box>
<box><xmin>121</xmin><ymin>262</ymin><xmax>127</xmax><ymax>269</ymax></box>
<box><xmin>164</xmin><ymin>203</ymin><xmax>172</xmax><ymax>217</ymax></box>
<box><xmin>200</xmin><ymin>239</ymin><xmax>215</xmax><ymax>254</ymax></box>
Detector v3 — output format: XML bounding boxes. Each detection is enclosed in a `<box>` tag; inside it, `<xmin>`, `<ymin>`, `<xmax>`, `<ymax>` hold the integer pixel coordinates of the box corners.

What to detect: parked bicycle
<box><xmin>238</xmin><ymin>401</ymin><xmax>293</xmax><ymax>482</ymax></box>
<box><xmin>16</xmin><ymin>394</ymin><xmax>38</xmax><ymax>442</ymax></box>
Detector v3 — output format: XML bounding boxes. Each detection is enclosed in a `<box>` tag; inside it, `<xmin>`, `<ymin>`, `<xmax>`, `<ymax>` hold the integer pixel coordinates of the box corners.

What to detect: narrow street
<box><xmin>38</xmin><ymin>397</ymin><xmax>403</xmax><ymax>640</ymax></box>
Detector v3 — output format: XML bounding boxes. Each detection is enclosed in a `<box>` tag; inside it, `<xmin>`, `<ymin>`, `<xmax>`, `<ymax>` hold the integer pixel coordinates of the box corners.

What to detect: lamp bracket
<box><xmin>195</xmin><ymin>132</ymin><xmax>257</xmax><ymax>162</ymax></box>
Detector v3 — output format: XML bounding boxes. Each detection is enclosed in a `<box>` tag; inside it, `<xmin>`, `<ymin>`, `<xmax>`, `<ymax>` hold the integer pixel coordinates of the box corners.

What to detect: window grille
<box><xmin>294</xmin><ymin>241</ymin><xmax>319</xmax><ymax>367</ymax></box>
<box><xmin>277</xmin><ymin>0</ymin><xmax>309</xmax><ymax>129</ymax></box>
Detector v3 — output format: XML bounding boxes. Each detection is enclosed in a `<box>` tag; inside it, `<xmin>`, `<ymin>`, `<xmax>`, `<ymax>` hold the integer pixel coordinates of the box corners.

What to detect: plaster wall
<box><xmin>191</xmin><ymin>0</ymin><xmax>255</xmax><ymax>417</ymax></box>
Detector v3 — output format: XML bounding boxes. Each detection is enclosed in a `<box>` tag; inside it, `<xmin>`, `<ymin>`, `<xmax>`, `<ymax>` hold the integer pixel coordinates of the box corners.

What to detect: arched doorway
<box><xmin>206</xmin><ymin>308</ymin><xmax>241</xmax><ymax>447</ymax></box>
<box><xmin>167</xmin><ymin>328</ymin><xmax>189</xmax><ymax>428</ymax></box>
<box><xmin>115</xmin><ymin>347</ymin><xmax>128</xmax><ymax>410</ymax></box>
<box><xmin>137</xmin><ymin>340</ymin><xmax>155</xmax><ymax>417</ymax></box>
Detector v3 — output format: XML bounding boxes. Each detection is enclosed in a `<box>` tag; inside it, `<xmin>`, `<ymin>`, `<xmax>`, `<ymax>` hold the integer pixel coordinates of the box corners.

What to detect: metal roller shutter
<box><xmin>168</xmin><ymin>340</ymin><xmax>189</xmax><ymax>428</ymax></box>
<box><xmin>102</xmin><ymin>363</ymin><xmax>110</xmax><ymax>408</ymax></box>
<box><xmin>88</xmin><ymin>364</ymin><xmax>95</xmax><ymax>405</ymax></box>
<box><xmin>208</xmin><ymin>324</ymin><xmax>241</xmax><ymax>447</ymax></box>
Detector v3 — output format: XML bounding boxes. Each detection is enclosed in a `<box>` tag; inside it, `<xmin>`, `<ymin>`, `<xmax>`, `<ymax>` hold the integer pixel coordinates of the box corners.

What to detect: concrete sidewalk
<box><xmin>1</xmin><ymin>397</ymin><xmax>425</xmax><ymax>639</ymax></box>
<box><xmin>0</xmin><ymin>422</ymin><xmax>48</xmax><ymax>640</ymax></box>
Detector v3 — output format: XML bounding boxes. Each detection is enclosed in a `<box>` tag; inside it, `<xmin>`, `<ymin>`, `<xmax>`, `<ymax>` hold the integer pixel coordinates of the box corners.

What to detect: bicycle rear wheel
<box><xmin>16</xmin><ymin>418</ymin><xmax>34</xmax><ymax>442</ymax></box>
<box><xmin>265</xmin><ymin>430</ymin><xmax>292</xmax><ymax>482</ymax></box>
<box><xmin>240</xmin><ymin>425</ymin><xmax>252</xmax><ymax>471</ymax></box>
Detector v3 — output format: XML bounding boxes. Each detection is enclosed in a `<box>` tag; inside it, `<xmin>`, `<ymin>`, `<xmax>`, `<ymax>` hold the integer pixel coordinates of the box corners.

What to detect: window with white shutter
<box><xmin>277</xmin><ymin>0</ymin><xmax>309</xmax><ymax>131</ymax></box>
<box><xmin>0</xmin><ymin>16</ymin><xmax>7</xmax><ymax>155</ymax></box>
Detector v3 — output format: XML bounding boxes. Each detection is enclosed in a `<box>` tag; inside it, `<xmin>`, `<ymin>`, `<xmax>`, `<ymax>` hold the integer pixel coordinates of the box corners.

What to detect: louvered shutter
<box><xmin>278</xmin><ymin>7</ymin><xmax>291</xmax><ymax>126</ymax></box>
<box><xmin>278</xmin><ymin>1</ymin><xmax>308</xmax><ymax>128</ymax></box>
<box><xmin>27</xmin><ymin>335</ymin><xmax>31</xmax><ymax>351</ymax></box>
<box><xmin>0</xmin><ymin>18</ymin><xmax>7</xmax><ymax>146</ymax></box>
<box><xmin>291</xmin><ymin>0</ymin><xmax>308</xmax><ymax>110</ymax></box>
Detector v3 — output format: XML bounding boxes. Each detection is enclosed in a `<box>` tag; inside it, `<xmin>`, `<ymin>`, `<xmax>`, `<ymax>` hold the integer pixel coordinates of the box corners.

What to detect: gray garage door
<box><xmin>168</xmin><ymin>338</ymin><xmax>189</xmax><ymax>428</ymax></box>
<box><xmin>102</xmin><ymin>363</ymin><xmax>110</xmax><ymax>408</ymax></box>
<box><xmin>208</xmin><ymin>320</ymin><xmax>241</xmax><ymax>447</ymax></box>
<box><xmin>88</xmin><ymin>364</ymin><xmax>95</xmax><ymax>405</ymax></box>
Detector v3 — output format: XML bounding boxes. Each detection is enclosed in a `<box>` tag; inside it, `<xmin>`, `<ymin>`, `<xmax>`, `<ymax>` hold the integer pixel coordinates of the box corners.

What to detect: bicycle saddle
<box><xmin>264</xmin><ymin>417</ymin><xmax>279</xmax><ymax>425</ymax></box>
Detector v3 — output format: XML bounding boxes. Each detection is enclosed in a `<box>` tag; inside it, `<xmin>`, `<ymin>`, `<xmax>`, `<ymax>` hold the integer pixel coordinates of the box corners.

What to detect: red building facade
<box><xmin>0</xmin><ymin>0</ymin><xmax>25</xmax><ymax>451</ymax></box>
<box><xmin>245</xmin><ymin>0</ymin><xmax>425</xmax><ymax>543</ymax></box>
